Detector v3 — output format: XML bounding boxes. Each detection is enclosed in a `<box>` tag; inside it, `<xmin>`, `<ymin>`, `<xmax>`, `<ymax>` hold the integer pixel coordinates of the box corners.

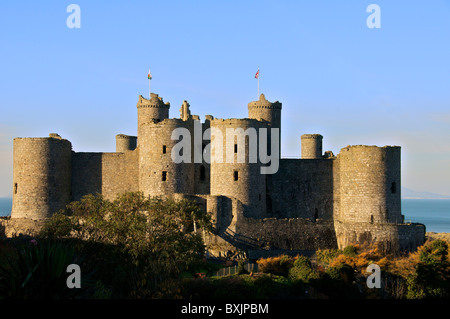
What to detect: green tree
<box><xmin>38</xmin><ymin>192</ymin><xmax>212</xmax><ymax>298</ymax></box>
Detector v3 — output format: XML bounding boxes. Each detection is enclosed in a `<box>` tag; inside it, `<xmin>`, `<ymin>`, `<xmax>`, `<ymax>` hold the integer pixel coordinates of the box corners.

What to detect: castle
<box><xmin>6</xmin><ymin>92</ymin><xmax>425</xmax><ymax>257</ymax></box>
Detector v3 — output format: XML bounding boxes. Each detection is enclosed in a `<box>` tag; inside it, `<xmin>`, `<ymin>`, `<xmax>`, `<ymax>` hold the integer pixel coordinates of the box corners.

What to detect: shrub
<box><xmin>288</xmin><ymin>255</ymin><xmax>318</xmax><ymax>283</ymax></box>
<box><xmin>343</xmin><ymin>245</ymin><xmax>358</xmax><ymax>257</ymax></box>
<box><xmin>256</xmin><ymin>255</ymin><xmax>295</xmax><ymax>277</ymax></box>
<box><xmin>406</xmin><ymin>240</ymin><xmax>450</xmax><ymax>299</ymax></box>
<box><xmin>316</xmin><ymin>249</ymin><xmax>341</xmax><ymax>264</ymax></box>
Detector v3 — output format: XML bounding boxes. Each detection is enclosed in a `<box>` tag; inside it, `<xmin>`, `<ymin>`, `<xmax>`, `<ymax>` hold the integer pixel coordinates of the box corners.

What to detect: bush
<box><xmin>343</xmin><ymin>245</ymin><xmax>358</xmax><ymax>257</ymax></box>
<box><xmin>316</xmin><ymin>249</ymin><xmax>342</xmax><ymax>264</ymax></box>
<box><xmin>288</xmin><ymin>256</ymin><xmax>318</xmax><ymax>283</ymax></box>
<box><xmin>406</xmin><ymin>240</ymin><xmax>450</xmax><ymax>299</ymax></box>
<box><xmin>257</xmin><ymin>255</ymin><xmax>295</xmax><ymax>277</ymax></box>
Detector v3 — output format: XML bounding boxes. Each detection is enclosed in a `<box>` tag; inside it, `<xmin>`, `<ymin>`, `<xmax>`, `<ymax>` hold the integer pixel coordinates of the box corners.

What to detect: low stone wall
<box><xmin>334</xmin><ymin>220</ymin><xmax>426</xmax><ymax>254</ymax></box>
<box><xmin>0</xmin><ymin>217</ymin><xmax>47</xmax><ymax>238</ymax></box>
<box><xmin>236</xmin><ymin>217</ymin><xmax>338</xmax><ymax>251</ymax></box>
<box><xmin>204</xmin><ymin>215</ymin><xmax>339</xmax><ymax>258</ymax></box>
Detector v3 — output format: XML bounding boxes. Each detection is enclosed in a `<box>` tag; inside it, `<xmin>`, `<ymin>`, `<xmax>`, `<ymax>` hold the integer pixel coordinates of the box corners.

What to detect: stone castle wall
<box><xmin>269</xmin><ymin>158</ymin><xmax>335</xmax><ymax>220</ymax></box>
<box><xmin>334</xmin><ymin>220</ymin><xmax>426</xmax><ymax>253</ymax></box>
<box><xmin>7</xmin><ymin>93</ymin><xmax>426</xmax><ymax>256</ymax></box>
<box><xmin>72</xmin><ymin>150</ymin><xmax>139</xmax><ymax>202</ymax></box>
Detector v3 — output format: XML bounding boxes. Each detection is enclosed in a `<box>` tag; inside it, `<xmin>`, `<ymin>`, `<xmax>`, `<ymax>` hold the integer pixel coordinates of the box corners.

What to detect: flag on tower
<box><xmin>148</xmin><ymin>69</ymin><xmax>152</xmax><ymax>80</ymax></box>
<box><xmin>255</xmin><ymin>68</ymin><xmax>260</xmax><ymax>98</ymax></box>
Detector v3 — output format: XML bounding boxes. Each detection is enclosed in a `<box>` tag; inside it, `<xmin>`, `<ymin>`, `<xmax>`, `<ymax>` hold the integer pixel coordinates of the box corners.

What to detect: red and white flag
<box><xmin>255</xmin><ymin>69</ymin><xmax>259</xmax><ymax>79</ymax></box>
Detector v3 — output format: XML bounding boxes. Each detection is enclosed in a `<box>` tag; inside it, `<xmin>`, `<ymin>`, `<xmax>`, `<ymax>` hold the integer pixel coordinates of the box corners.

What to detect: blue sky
<box><xmin>0</xmin><ymin>0</ymin><xmax>450</xmax><ymax>197</ymax></box>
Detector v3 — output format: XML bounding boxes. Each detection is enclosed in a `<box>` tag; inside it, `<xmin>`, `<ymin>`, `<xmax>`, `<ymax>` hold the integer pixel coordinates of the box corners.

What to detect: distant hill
<box><xmin>402</xmin><ymin>187</ymin><xmax>450</xmax><ymax>200</ymax></box>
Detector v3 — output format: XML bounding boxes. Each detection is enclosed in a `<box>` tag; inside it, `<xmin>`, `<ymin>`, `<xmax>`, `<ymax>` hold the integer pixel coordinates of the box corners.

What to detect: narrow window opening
<box><xmin>370</xmin><ymin>215</ymin><xmax>374</xmax><ymax>224</ymax></box>
<box><xmin>391</xmin><ymin>182</ymin><xmax>397</xmax><ymax>194</ymax></box>
<box><xmin>234</xmin><ymin>144</ymin><xmax>238</xmax><ymax>153</ymax></box>
<box><xmin>200</xmin><ymin>165</ymin><xmax>206</xmax><ymax>181</ymax></box>
<box><xmin>233</xmin><ymin>171</ymin><xmax>238</xmax><ymax>181</ymax></box>
<box><xmin>162</xmin><ymin>145</ymin><xmax>167</xmax><ymax>154</ymax></box>
<box><xmin>14</xmin><ymin>183</ymin><xmax>18</xmax><ymax>194</ymax></box>
<box><xmin>162</xmin><ymin>171</ymin><xmax>167</xmax><ymax>181</ymax></box>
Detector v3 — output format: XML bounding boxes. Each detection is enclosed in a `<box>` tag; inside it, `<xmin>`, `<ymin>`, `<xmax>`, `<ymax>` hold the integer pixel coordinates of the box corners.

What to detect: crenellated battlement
<box><xmin>137</xmin><ymin>93</ymin><xmax>170</xmax><ymax>109</ymax></box>
<box><xmin>301</xmin><ymin>134</ymin><xmax>323</xmax><ymax>140</ymax></box>
<box><xmin>248</xmin><ymin>93</ymin><xmax>282</xmax><ymax>110</ymax></box>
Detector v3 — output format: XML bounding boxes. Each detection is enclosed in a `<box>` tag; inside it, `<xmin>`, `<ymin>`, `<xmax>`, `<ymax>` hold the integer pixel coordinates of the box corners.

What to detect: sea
<box><xmin>1</xmin><ymin>198</ymin><xmax>450</xmax><ymax>233</ymax></box>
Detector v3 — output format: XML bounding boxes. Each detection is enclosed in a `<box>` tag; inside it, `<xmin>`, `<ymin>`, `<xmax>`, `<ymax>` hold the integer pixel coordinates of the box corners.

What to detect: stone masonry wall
<box><xmin>334</xmin><ymin>220</ymin><xmax>425</xmax><ymax>254</ymax></box>
<box><xmin>209</xmin><ymin>118</ymin><xmax>267</xmax><ymax>218</ymax></box>
<box><xmin>235</xmin><ymin>217</ymin><xmax>338</xmax><ymax>251</ymax></box>
<box><xmin>269</xmin><ymin>158</ymin><xmax>335</xmax><ymax>220</ymax></box>
<box><xmin>338</xmin><ymin>145</ymin><xmax>402</xmax><ymax>224</ymax></box>
<box><xmin>71</xmin><ymin>150</ymin><xmax>139</xmax><ymax>202</ymax></box>
<box><xmin>12</xmin><ymin>137</ymin><xmax>72</xmax><ymax>220</ymax></box>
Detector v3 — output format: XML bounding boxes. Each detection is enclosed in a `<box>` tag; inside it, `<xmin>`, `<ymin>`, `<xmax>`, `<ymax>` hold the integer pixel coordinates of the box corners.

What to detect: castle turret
<box><xmin>115</xmin><ymin>134</ymin><xmax>137</xmax><ymax>152</ymax></box>
<box><xmin>248</xmin><ymin>94</ymin><xmax>282</xmax><ymax>157</ymax></box>
<box><xmin>338</xmin><ymin>145</ymin><xmax>403</xmax><ymax>224</ymax></box>
<box><xmin>209</xmin><ymin>118</ymin><xmax>266</xmax><ymax>218</ymax></box>
<box><xmin>11</xmin><ymin>134</ymin><xmax>72</xmax><ymax>220</ymax></box>
<box><xmin>137</xmin><ymin>93</ymin><xmax>170</xmax><ymax>139</ymax></box>
<box><xmin>138</xmin><ymin>118</ymin><xmax>195</xmax><ymax>197</ymax></box>
<box><xmin>301</xmin><ymin>134</ymin><xmax>323</xmax><ymax>159</ymax></box>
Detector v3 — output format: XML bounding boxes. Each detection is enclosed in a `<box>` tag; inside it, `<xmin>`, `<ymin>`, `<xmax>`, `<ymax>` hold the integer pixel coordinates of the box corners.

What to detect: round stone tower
<box><xmin>209</xmin><ymin>118</ymin><xmax>266</xmax><ymax>218</ymax></box>
<box><xmin>138</xmin><ymin>118</ymin><xmax>195</xmax><ymax>197</ymax></box>
<box><xmin>248</xmin><ymin>94</ymin><xmax>282</xmax><ymax>157</ymax></box>
<box><xmin>11</xmin><ymin>134</ymin><xmax>72</xmax><ymax>220</ymax></box>
<box><xmin>137</xmin><ymin>93</ymin><xmax>170</xmax><ymax>139</ymax></box>
<box><xmin>301</xmin><ymin>134</ymin><xmax>323</xmax><ymax>159</ymax></box>
<box><xmin>338</xmin><ymin>145</ymin><xmax>403</xmax><ymax>224</ymax></box>
<box><xmin>115</xmin><ymin>134</ymin><xmax>137</xmax><ymax>152</ymax></box>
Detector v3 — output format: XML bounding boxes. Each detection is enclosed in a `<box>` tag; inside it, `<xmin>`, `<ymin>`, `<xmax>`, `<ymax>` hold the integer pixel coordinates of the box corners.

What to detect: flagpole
<box><xmin>256</xmin><ymin>67</ymin><xmax>260</xmax><ymax>99</ymax></box>
<box><xmin>257</xmin><ymin>67</ymin><xmax>260</xmax><ymax>98</ymax></box>
<box><xmin>148</xmin><ymin>68</ymin><xmax>151</xmax><ymax>99</ymax></box>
